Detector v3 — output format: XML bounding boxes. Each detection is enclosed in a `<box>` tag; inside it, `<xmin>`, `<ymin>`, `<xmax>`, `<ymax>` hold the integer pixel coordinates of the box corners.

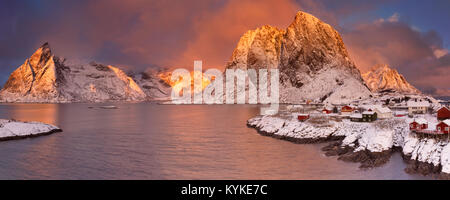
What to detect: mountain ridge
<box><xmin>0</xmin><ymin>43</ymin><xmax>163</xmax><ymax>102</ymax></box>
<box><xmin>362</xmin><ymin>64</ymin><xmax>420</xmax><ymax>94</ymax></box>
<box><xmin>226</xmin><ymin>11</ymin><xmax>371</xmax><ymax>104</ymax></box>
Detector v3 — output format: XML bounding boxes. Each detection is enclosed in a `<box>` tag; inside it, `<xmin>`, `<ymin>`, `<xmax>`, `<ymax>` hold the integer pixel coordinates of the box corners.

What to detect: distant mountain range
<box><xmin>0</xmin><ymin>43</ymin><xmax>170</xmax><ymax>102</ymax></box>
<box><xmin>0</xmin><ymin>11</ymin><xmax>424</xmax><ymax>103</ymax></box>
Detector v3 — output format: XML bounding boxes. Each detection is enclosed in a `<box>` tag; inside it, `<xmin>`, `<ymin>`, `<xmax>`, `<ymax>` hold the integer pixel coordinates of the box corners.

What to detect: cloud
<box><xmin>388</xmin><ymin>13</ymin><xmax>400</xmax><ymax>22</ymax></box>
<box><xmin>172</xmin><ymin>0</ymin><xmax>300</xmax><ymax>69</ymax></box>
<box><xmin>433</xmin><ymin>48</ymin><xmax>449</xmax><ymax>59</ymax></box>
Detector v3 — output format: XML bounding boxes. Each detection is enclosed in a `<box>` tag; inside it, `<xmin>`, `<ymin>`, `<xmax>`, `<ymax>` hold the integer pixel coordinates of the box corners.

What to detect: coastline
<box><xmin>247</xmin><ymin>115</ymin><xmax>450</xmax><ymax>179</ymax></box>
<box><xmin>0</xmin><ymin>120</ymin><xmax>63</xmax><ymax>142</ymax></box>
<box><xmin>0</xmin><ymin>128</ymin><xmax>62</xmax><ymax>142</ymax></box>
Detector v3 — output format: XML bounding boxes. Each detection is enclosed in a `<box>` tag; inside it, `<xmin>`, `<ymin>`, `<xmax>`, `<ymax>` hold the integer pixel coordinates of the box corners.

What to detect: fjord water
<box><xmin>0</xmin><ymin>103</ymin><xmax>429</xmax><ymax>179</ymax></box>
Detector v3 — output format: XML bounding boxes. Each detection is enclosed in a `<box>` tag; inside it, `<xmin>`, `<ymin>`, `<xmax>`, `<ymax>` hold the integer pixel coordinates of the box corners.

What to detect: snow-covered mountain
<box><xmin>130</xmin><ymin>68</ymin><xmax>172</xmax><ymax>100</ymax></box>
<box><xmin>362</xmin><ymin>64</ymin><xmax>420</xmax><ymax>94</ymax></box>
<box><xmin>226</xmin><ymin>11</ymin><xmax>371</xmax><ymax>104</ymax></box>
<box><xmin>0</xmin><ymin>43</ymin><xmax>147</xmax><ymax>102</ymax></box>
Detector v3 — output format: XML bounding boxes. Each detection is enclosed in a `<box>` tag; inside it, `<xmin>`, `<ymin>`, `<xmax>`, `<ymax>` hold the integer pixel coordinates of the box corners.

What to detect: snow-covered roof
<box><xmin>426</xmin><ymin>122</ymin><xmax>438</xmax><ymax>131</ymax></box>
<box><xmin>375</xmin><ymin>106</ymin><xmax>392</xmax><ymax>114</ymax></box>
<box><xmin>407</xmin><ymin>100</ymin><xmax>430</xmax><ymax>107</ymax></box>
<box><xmin>438</xmin><ymin>106</ymin><xmax>449</xmax><ymax>111</ymax></box>
<box><xmin>441</xmin><ymin>120</ymin><xmax>450</xmax><ymax>126</ymax></box>
<box><xmin>350</xmin><ymin>114</ymin><xmax>362</xmax><ymax>118</ymax></box>
<box><xmin>412</xmin><ymin>118</ymin><xmax>428</xmax><ymax>124</ymax></box>
<box><xmin>363</xmin><ymin>111</ymin><xmax>375</xmax><ymax>115</ymax></box>
<box><xmin>360</xmin><ymin>105</ymin><xmax>376</xmax><ymax>110</ymax></box>
<box><xmin>395</xmin><ymin>111</ymin><xmax>408</xmax><ymax>115</ymax></box>
<box><xmin>360</xmin><ymin>104</ymin><xmax>392</xmax><ymax>113</ymax></box>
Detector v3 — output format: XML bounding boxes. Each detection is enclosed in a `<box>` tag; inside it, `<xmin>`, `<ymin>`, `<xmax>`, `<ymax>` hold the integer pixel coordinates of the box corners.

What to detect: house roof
<box><xmin>395</xmin><ymin>111</ymin><xmax>408</xmax><ymax>115</ymax></box>
<box><xmin>350</xmin><ymin>114</ymin><xmax>363</xmax><ymax>118</ymax></box>
<box><xmin>438</xmin><ymin>106</ymin><xmax>450</xmax><ymax>112</ymax></box>
<box><xmin>407</xmin><ymin>100</ymin><xmax>430</xmax><ymax>107</ymax></box>
<box><xmin>426</xmin><ymin>122</ymin><xmax>438</xmax><ymax>131</ymax></box>
<box><xmin>440</xmin><ymin>120</ymin><xmax>450</xmax><ymax>126</ymax></box>
<box><xmin>412</xmin><ymin>118</ymin><xmax>428</xmax><ymax>124</ymax></box>
<box><xmin>360</xmin><ymin>105</ymin><xmax>392</xmax><ymax>113</ymax></box>
<box><xmin>439</xmin><ymin>106</ymin><xmax>450</xmax><ymax>110</ymax></box>
<box><xmin>375</xmin><ymin>107</ymin><xmax>392</xmax><ymax>114</ymax></box>
<box><xmin>363</xmin><ymin>111</ymin><xmax>375</xmax><ymax>115</ymax></box>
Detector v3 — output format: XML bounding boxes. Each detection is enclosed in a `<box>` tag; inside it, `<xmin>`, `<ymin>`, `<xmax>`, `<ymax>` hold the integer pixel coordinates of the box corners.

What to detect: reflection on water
<box><xmin>1</xmin><ymin>103</ymin><xmax>59</xmax><ymax>125</ymax></box>
<box><xmin>0</xmin><ymin>103</ymin><xmax>431</xmax><ymax>179</ymax></box>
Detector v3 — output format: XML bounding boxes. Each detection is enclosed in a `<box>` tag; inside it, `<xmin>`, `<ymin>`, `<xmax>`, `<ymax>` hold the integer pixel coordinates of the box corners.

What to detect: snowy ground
<box><xmin>247</xmin><ymin>114</ymin><xmax>450</xmax><ymax>176</ymax></box>
<box><xmin>0</xmin><ymin>119</ymin><xmax>62</xmax><ymax>140</ymax></box>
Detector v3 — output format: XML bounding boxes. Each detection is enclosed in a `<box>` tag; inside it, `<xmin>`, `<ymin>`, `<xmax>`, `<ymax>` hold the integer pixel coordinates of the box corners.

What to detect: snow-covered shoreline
<box><xmin>247</xmin><ymin>115</ymin><xmax>450</xmax><ymax>179</ymax></box>
<box><xmin>0</xmin><ymin>119</ymin><xmax>62</xmax><ymax>141</ymax></box>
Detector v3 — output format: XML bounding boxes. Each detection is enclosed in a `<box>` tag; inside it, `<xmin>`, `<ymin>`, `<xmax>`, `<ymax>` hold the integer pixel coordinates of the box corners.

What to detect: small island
<box><xmin>0</xmin><ymin>119</ymin><xmax>62</xmax><ymax>141</ymax></box>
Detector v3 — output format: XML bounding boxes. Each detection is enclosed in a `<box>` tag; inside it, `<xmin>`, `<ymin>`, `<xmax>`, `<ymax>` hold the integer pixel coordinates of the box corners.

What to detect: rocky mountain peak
<box><xmin>28</xmin><ymin>42</ymin><xmax>53</xmax><ymax>70</ymax></box>
<box><xmin>226</xmin><ymin>11</ymin><xmax>371</xmax><ymax>104</ymax></box>
<box><xmin>0</xmin><ymin>43</ymin><xmax>148</xmax><ymax>102</ymax></box>
<box><xmin>283</xmin><ymin>11</ymin><xmax>355</xmax><ymax>74</ymax></box>
<box><xmin>362</xmin><ymin>64</ymin><xmax>420</xmax><ymax>94</ymax></box>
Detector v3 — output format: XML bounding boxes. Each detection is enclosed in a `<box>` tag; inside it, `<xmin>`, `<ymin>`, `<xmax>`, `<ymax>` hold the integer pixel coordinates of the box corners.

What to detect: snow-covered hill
<box><xmin>226</xmin><ymin>11</ymin><xmax>371</xmax><ymax>104</ymax></box>
<box><xmin>362</xmin><ymin>64</ymin><xmax>420</xmax><ymax>94</ymax></box>
<box><xmin>0</xmin><ymin>43</ymin><xmax>147</xmax><ymax>102</ymax></box>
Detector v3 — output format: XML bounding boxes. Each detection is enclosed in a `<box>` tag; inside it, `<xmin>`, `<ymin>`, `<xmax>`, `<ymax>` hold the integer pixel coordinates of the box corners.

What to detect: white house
<box><xmin>407</xmin><ymin>100</ymin><xmax>430</xmax><ymax>115</ymax></box>
<box><xmin>373</xmin><ymin>106</ymin><xmax>393</xmax><ymax>119</ymax></box>
<box><xmin>361</xmin><ymin>105</ymin><xmax>393</xmax><ymax>119</ymax></box>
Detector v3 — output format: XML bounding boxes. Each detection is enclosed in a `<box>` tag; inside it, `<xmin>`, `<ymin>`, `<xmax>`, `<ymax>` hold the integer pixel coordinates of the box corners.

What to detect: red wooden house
<box><xmin>394</xmin><ymin>111</ymin><xmax>408</xmax><ymax>117</ymax></box>
<box><xmin>437</xmin><ymin>107</ymin><xmax>450</xmax><ymax>120</ymax></box>
<box><xmin>436</xmin><ymin>120</ymin><xmax>450</xmax><ymax>134</ymax></box>
<box><xmin>341</xmin><ymin>106</ymin><xmax>354</xmax><ymax>114</ymax></box>
<box><xmin>409</xmin><ymin>118</ymin><xmax>428</xmax><ymax>130</ymax></box>
<box><xmin>298</xmin><ymin>114</ymin><xmax>310</xmax><ymax>122</ymax></box>
<box><xmin>322</xmin><ymin>108</ymin><xmax>332</xmax><ymax>114</ymax></box>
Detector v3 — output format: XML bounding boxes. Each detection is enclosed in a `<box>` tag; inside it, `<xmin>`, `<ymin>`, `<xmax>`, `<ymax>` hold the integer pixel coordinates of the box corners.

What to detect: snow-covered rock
<box><xmin>362</xmin><ymin>64</ymin><xmax>420</xmax><ymax>94</ymax></box>
<box><xmin>227</xmin><ymin>11</ymin><xmax>371</xmax><ymax>104</ymax></box>
<box><xmin>130</xmin><ymin>68</ymin><xmax>172</xmax><ymax>100</ymax></box>
<box><xmin>441</xmin><ymin>144</ymin><xmax>450</xmax><ymax>174</ymax></box>
<box><xmin>0</xmin><ymin>119</ymin><xmax>61</xmax><ymax>140</ymax></box>
<box><xmin>248</xmin><ymin>115</ymin><xmax>338</xmax><ymax>140</ymax></box>
<box><xmin>355</xmin><ymin>128</ymin><xmax>394</xmax><ymax>152</ymax></box>
<box><xmin>402</xmin><ymin>133</ymin><xmax>419</xmax><ymax>155</ymax></box>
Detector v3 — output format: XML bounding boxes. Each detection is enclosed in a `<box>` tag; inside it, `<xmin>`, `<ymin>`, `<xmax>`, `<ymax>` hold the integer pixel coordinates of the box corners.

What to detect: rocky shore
<box><xmin>247</xmin><ymin>115</ymin><xmax>450</xmax><ymax>179</ymax></box>
<box><xmin>0</xmin><ymin>119</ymin><xmax>62</xmax><ymax>141</ymax></box>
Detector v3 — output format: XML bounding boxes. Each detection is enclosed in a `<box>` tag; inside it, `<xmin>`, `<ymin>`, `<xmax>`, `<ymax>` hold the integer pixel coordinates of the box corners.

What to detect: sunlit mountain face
<box><xmin>158</xmin><ymin>71</ymin><xmax>211</xmax><ymax>96</ymax></box>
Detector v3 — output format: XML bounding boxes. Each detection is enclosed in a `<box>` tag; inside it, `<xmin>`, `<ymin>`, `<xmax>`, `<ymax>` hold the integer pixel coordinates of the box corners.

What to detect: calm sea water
<box><xmin>0</xmin><ymin>103</ymin><xmax>431</xmax><ymax>180</ymax></box>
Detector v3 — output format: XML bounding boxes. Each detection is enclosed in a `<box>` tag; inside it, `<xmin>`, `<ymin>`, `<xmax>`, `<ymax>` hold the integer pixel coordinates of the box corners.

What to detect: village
<box><xmin>248</xmin><ymin>95</ymin><xmax>450</xmax><ymax>176</ymax></box>
<box><xmin>279</xmin><ymin>96</ymin><xmax>450</xmax><ymax>141</ymax></box>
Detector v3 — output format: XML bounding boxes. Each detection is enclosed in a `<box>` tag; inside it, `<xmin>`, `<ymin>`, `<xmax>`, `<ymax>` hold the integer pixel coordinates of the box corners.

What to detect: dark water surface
<box><xmin>0</xmin><ymin>103</ymin><xmax>430</xmax><ymax>179</ymax></box>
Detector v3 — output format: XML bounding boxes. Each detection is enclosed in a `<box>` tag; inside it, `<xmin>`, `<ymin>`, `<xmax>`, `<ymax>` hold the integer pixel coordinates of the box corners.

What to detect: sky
<box><xmin>0</xmin><ymin>0</ymin><xmax>449</xmax><ymax>96</ymax></box>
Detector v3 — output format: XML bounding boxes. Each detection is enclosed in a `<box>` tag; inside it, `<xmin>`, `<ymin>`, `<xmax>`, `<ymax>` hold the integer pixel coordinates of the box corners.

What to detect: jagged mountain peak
<box><xmin>292</xmin><ymin>11</ymin><xmax>322</xmax><ymax>25</ymax></box>
<box><xmin>369</xmin><ymin>64</ymin><xmax>394</xmax><ymax>73</ymax></box>
<box><xmin>28</xmin><ymin>42</ymin><xmax>53</xmax><ymax>69</ymax></box>
<box><xmin>226</xmin><ymin>10</ymin><xmax>371</xmax><ymax>104</ymax></box>
<box><xmin>0</xmin><ymin>43</ymin><xmax>148</xmax><ymax>102</ymax></box>
<box><xmin>362</xmin><ymin>64</ymin><xmax>420</xmax><ymax>94</ymax></box>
